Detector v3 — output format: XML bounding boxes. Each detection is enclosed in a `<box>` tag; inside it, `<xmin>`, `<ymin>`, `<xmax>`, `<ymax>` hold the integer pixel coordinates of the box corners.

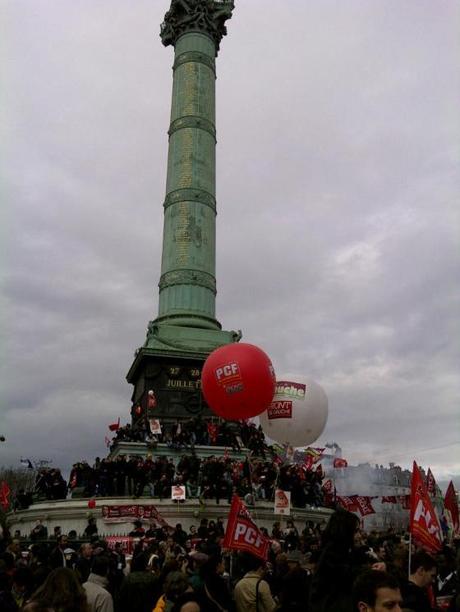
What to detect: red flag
<box><xmin>444</xmin><ymin>481</ymin><xmax>459</xmax><ymax>534</ymax></box>
<box><xmin>337</xmin><ymin>496</ymin><xmax>359</xmax><ymax>512</ymax></box>
<box><xmin>382</xmin><ymin>496</ymin><xmax>397</xmax><ymax>504</ymax></box>
<box><xmin>426</xmin><ymin>468</ymin><xmax>437</xmax><ymax>497</ymax></box>
<box><xmin>0</xmin><ymin>481</ymin><xmax>11</xmax><ymax>511</ymax></box>
<box><xmin>304</xmin><ymin>447</ymin><xmax>325</xmax><ymax>470</ymax></box>
<box><xmin>222</xmin><ymin>495</ymin><xmax>270</xmax><ymax>561</ymax></box>
<box><xmin>354</xmin><ymin>496</ymin><xmax>376</xmax><ymax>516</ymax></box>
<box><xmin>207</xmin><ymin>422</ymin><xmax>219</xmax><ymax>444</ymax></box>
<box><xmin>333</xmin><ymin>458</ymin><xmax>348</xmax><ymax>468</ymax></box>
<box><xmin>108</xmin><ymin>417</ymin><xmax>120</xmax><ymax>432</ymax></box>
<box><xmin>410</xmin><ymin>461</ymin><xmax>442</xmax><ymax>553</ymax></box>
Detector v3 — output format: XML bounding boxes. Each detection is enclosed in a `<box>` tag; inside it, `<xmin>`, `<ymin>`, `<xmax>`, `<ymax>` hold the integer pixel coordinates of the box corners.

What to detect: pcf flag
<box><xmin>410</xmin><ymin>461</ymin><xmax>442</xmax><ymax>553</ymax></box>
<box><xmin>444</xmin><ymin>481</ymin><xmax>459</xmax><ymax>534</ymax></box>
<box><xmin>223</xmin><ymin>495</ymin><xmax>270</xmax><ymax>560</ymax></box>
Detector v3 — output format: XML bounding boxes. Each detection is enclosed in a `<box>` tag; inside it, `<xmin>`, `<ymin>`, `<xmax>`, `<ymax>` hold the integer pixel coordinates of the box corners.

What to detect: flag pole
<box><xmin>408</xmin><ymin>533</ymin><xmax>412</xmax><ymax>579</ymax></box>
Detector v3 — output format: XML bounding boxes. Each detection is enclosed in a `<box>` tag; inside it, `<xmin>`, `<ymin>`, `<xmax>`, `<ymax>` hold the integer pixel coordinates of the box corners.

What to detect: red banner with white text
<box><xmin>223</xmin><ymin>495</ymin><xmax>269</xmax><ymax>560</ymax></box>
<box><xmin>101</xmin><ymin>504</ymin><xmax>172</xmax><ymax>529</ymax></box>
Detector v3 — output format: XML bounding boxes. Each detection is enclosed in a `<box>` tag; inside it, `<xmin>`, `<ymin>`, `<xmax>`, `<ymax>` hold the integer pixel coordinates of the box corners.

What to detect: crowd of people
<box><xmin>11</xmin><ymin>418</ymin><xmax>328</xmax><ymax>510</ymax></box>
<box><xmin>27</xmin><ymin>453</ymin><xmax>326</xmax><ymax>510</ymax></box>
<box><xmin>0</xmin><ymin>509</ymin><xmax>458</xmax><ymax>611</ymax></box>
<box><xmin>112</xmin><ymin>419</ymin><xmax>268</xmax><ymax>456</ymax></box>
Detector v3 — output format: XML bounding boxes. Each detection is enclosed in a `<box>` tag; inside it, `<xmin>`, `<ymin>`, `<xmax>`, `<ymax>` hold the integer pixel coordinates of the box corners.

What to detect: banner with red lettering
<box><xmin>223</xmin><ymin>495</ymin><xmax>270</xmax><ymax>560</ymax></box>
<box><xmin>444</xmin><ymin>481</ymin><xmax>459</xmax><ymax>534</ymax></box>
<box><xmin>101</xmin><ymin>504</ymin><xmax>172</xmax><ymax>529</ymax></box>
<box><xmin>105</xmin><ymin>536</ymin><xmax>135</xmax><ymax>555</ymax></box>
<box><xmin>410</xmin><ymin>462</ymin><xmax>442</xmax><ymax>553</ymax></box>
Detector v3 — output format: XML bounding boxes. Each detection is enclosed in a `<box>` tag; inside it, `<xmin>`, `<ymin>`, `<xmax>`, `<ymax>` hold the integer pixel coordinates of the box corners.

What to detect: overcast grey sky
<box><xmin>1</xmin><ymin>1</ymin><xmax>459</xmax><ymax>486</ymax></box>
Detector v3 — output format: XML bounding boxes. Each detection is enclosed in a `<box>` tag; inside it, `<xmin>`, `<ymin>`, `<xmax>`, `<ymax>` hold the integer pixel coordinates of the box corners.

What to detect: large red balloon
<box><xmin>201</xmin><ymin>343</ymin><xmax>276</xmax><ymax>420</ymax></box>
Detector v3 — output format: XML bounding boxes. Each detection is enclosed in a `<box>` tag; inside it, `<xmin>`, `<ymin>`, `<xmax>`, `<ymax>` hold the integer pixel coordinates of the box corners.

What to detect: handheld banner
<box><xmin>274</xmin><ymin>490</ymin><xmax>291</xmax><ymax>516</ymax></box>
<box><xmin>171</xmin><ymin>485</ymin><xmax>186</xmax><ymax>501</ymax></box>
<box><xmin>223</xmin><ymin>495</ymin><xmax>270</xmax><ymax>560</ymax></box>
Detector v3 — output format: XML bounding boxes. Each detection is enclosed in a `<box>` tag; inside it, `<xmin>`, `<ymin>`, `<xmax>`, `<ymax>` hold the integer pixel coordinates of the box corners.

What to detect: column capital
<box><xmin>161</xmin><ymin>0</ymin><xmax>234</xmax><ymax>53</ymax></box>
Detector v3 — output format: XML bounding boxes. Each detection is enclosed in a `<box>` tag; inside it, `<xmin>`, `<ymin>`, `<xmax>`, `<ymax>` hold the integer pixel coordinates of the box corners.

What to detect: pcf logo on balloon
<box><xmin>214</xmin><ymin>362</ymin><xmax>244</xmax><ymax>395</ymax></box>
<box><xmin>201</xmin><ymin>343</ymin><xmax>276</xmax><ymax>420</ymax></box>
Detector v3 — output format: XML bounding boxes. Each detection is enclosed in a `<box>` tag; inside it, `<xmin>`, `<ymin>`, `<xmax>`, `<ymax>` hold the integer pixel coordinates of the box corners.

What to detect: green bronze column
<box><xmin>127</xmin><ymin>2</ymin><xmax>239</xmax><ymax>417</ymax></box>
<box><xmin>155</xmin><ymin>1</ymin><xmax>234</xmax><ymax>331</ymax></box>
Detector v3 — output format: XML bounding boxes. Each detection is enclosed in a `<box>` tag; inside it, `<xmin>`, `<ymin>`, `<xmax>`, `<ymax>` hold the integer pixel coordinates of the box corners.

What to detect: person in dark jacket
<box><xmin>115</xmin><ymin>551</ymin><xmax>161</xmax><ymax>612</ymax></box>
<box><xmin>200</xmin><ymin>554</ymin><xmax>234</xmax><ymax>612</ymax></box>
<box><xmin>309</xmin><ymin>509</ymin><xmax>372</xmax><ymax>612</ymax></box>
<box><xmin>400</xmin><ymin>550</ymin><xmax>436</xmax><ymax>612</ymax></box>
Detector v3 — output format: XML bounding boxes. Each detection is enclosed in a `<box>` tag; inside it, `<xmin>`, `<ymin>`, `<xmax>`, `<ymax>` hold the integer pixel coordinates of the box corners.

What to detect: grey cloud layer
<box><xmin>2</xmin><ymin>1</ymin><xmax>459</xmax><ymax>483</ymax></box>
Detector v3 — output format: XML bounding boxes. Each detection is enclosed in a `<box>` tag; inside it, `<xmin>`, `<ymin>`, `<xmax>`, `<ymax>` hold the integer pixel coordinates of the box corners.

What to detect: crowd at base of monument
<box><xmin>111</xmin><ymin>419</ymin><xmax>267</xmax><ymax>455</ymax></box>
<box><xmin>13</xmin><ymin>422</ymin><xmax>325</xmax><ymax>511</ymax></box>
<box><xmin>0</xmin><ymin>509</ymin><xmax>458</xmax><ymax>612</ymax></box>
<box><xmin>16</xmin><ymin>453</ymin><xmax>325</xmax><ymax>511</ymax></box>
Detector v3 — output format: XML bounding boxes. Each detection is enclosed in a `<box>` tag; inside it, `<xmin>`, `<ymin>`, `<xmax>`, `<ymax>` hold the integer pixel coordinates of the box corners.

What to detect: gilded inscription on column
<box><xmin>177</xmin><ymin>128</ymin><xmax>193</xmax><ymax>188</ymax></box>
<box><xmin>182</xmin><ymin>63</ymin><xmax>198</xmax><ymax>116</ymax></box>
<box><xmin>175</xmin><ymin>202</ymin><xmax>190</xmax><ymax>265</ymax></box>
<box><xmin>173</xmin><ymin>202</ymin><xmax>203</xmax><ymax>266</ymax></box>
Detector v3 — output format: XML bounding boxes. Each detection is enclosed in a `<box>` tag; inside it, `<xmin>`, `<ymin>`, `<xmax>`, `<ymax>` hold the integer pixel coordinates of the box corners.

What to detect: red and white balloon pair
<box><xmin>201</xmin><ymin>342</ymin><xmax>328</xmax><ymax>446</ymax></box>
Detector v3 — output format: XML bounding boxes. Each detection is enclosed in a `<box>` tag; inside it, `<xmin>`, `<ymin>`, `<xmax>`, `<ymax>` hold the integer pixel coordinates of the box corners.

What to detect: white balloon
<box><xmin>259</xmin><ymin>375</ymin><xmax>328</xmax><ymax>447</ymax></box>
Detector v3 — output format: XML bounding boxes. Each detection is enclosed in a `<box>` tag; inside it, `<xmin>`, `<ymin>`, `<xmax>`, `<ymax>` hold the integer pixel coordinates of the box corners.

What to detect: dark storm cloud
<box><xmin>1</xmin><ymin>1</ymin><xmax>459</xmax><ymax>482</ymax></box>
